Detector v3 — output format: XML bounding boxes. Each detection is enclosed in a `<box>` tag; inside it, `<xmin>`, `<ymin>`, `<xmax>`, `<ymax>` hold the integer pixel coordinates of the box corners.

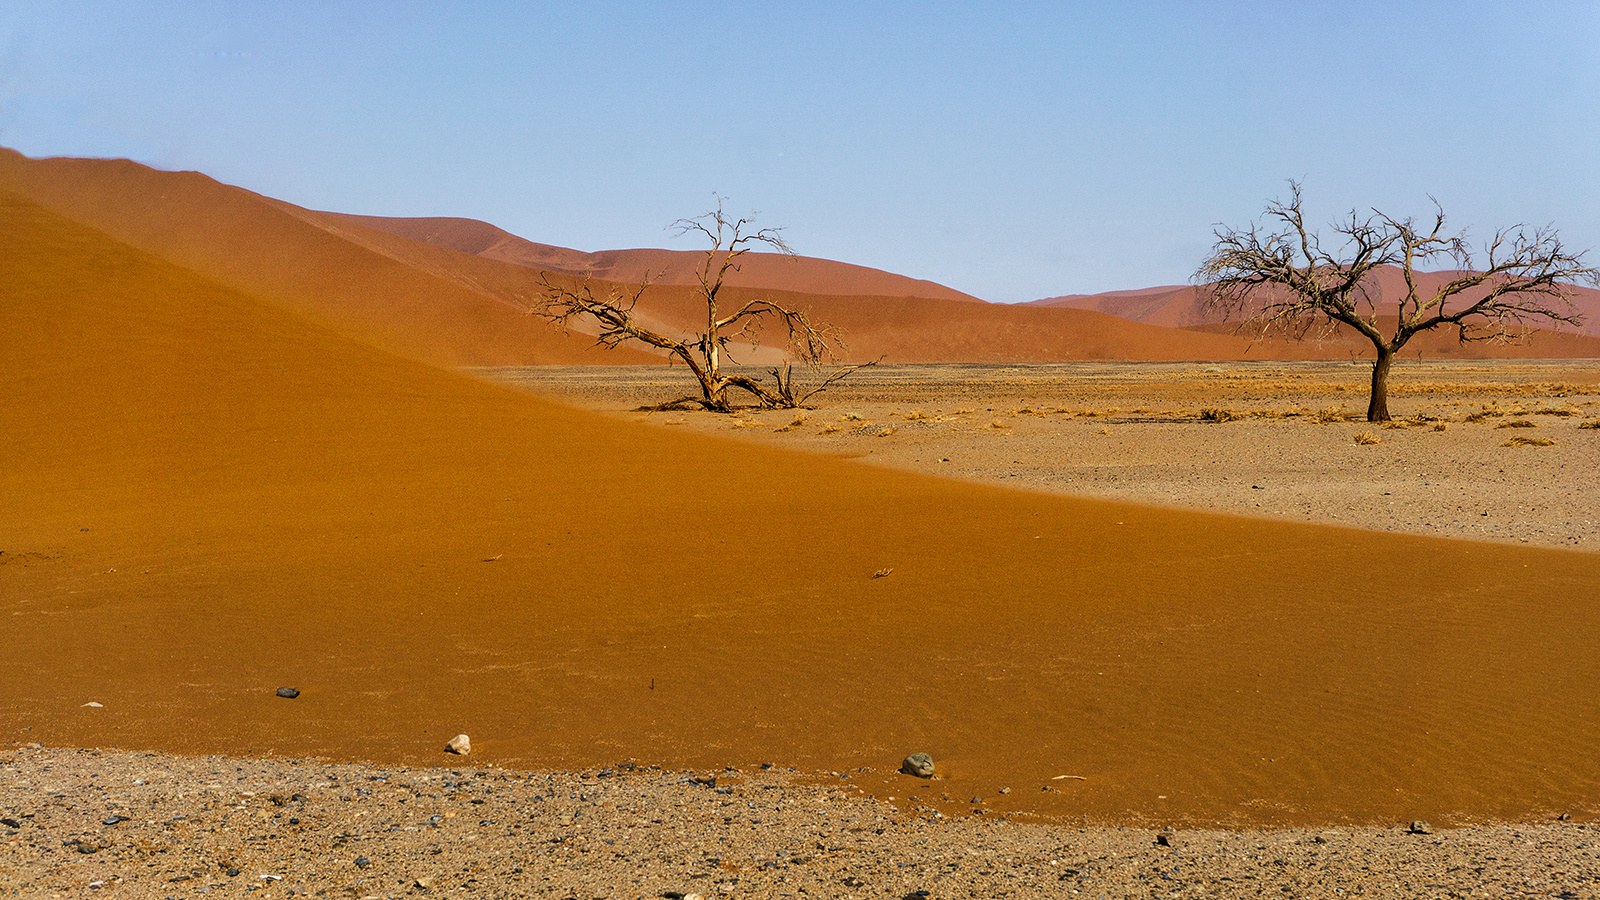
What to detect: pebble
<box><xmin>275</xmin><ymin>687</ymin><xmax>300</xmax><ymax>699</ymax></box>
<box><xmin>901</xmin><ymin>752</ymin><xmax>935</xmax><ymax>778</ymax></box>
<box><xmin>445</xmin><ymin>734</ymin><xmax>471</xmax><ymax>755</ymax></box>
<box><xmin>1409</xmin><ymin>820</ymin><xmax>1434</xmax><ymax>835</ymax></box>
<box><xmin>81</xmin><ymin>702</ymin><xmax>103</xmax><ymax>708</ymax></box>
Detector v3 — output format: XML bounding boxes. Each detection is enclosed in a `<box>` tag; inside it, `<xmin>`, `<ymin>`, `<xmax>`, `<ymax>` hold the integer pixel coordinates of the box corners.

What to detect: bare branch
<box><xmin>538</xmin><ymin>199</ymin><xmax>857</xmax><ymax>413</ymax></box>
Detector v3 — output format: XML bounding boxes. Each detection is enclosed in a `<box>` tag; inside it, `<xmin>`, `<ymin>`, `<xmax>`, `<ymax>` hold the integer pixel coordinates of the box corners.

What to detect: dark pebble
<box><xmin>226</xmin><ymin>867</ymin><xmax>240</xmax><ymax>877</ymax></box>
<box><xmin>102</xmin><ymin>815</ymin><xmax>129</xmax><ymax>825</ymax></box>
<box><xmin>1</xmin><ymin>817</ymin><xmax>21</xmax><ymax>828</ymax></box>
<box><xmin>276</xmin><ymin>687</ymin><xmax>300</xmax><ymax>699</ymax></box>
<box><xmin>354</xmin><ymin>857</ymin><xmax>371</xmax><ymax>869</ymax></box>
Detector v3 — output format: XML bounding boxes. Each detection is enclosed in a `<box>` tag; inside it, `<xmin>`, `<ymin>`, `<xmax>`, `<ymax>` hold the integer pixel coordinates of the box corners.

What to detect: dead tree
<box><xmin>536</xmin><ymin>201</ymin><xmax>866</xmax><ymax>412</ymax></box>
<box><xmin>1196</xmin><ymin>181</ymin><xmax>1598</xmax><ymax>421</ymax></box>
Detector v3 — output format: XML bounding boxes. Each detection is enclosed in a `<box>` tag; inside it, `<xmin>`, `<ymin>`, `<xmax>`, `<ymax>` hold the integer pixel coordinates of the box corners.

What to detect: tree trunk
<box><xmin>1367</xmin><ymin>348</ymin><xmax>1395</xmax><ymax>422</ymax></box>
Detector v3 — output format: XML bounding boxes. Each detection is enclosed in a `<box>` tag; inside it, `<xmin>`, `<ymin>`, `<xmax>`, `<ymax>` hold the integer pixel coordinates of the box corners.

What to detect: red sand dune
<box><xmin>8</xmin><ymin>189</ymin><xmax>1600</xmax><ymax>827</ymax></box>
<box><xmin>0</xmin><ymin>149</ymin><xmax>656</xmax><ymax>367</ymax></box>
<box><xmin>326</xmin><ymin>211</ymin><xmax>988</xmax><ymax>304</ymax></box>
<box><xmin>1035</xmin><ymin>270</ymin><xmax>1600</xmax><ymax>338</ymax></box>
<box><xmin>4</xmin><ymin>148</ymin><xmax>1594</xmax><ymax>367</ymax></box>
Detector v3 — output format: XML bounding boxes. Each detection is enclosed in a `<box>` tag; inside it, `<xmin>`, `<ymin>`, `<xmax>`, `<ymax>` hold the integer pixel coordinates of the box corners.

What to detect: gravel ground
<box><xmin>5</xmin><ymin>745</ymin><xmax>1598</xmax><ymax>900</ymax></box>
<box><xmin>481</xmin><ymin>360</ymin><xmax>1600</xmax><ymax>552</ymax></box>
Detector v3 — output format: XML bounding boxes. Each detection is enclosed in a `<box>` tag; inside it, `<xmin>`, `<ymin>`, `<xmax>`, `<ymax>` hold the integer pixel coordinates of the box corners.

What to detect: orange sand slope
<box><xmin>6</xmin><ymin>189</ymin><xmax>1600</xmax><ymax>828</ymax></box>
<box><xmin>0</xmin><ymin>149</ymin><xmax>655</xmax><ymax>368</ymax></box>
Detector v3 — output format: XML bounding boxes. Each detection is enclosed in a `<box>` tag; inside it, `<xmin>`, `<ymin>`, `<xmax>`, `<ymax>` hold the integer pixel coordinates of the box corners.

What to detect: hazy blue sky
<box><xmin>2</xmin><ymin>1</ymin><xmax>1596</xmax><ymax>301</ymax></box>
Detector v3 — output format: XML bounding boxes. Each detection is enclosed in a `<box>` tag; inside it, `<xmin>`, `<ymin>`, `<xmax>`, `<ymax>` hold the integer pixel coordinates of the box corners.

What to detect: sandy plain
<box><xmin>485</xmin><ymin>360</ymin><xmax>1600</xmax><ymax>553</ymax></box>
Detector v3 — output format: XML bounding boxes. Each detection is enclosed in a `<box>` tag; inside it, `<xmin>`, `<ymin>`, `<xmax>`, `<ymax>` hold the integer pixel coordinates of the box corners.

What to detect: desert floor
<box><xmin>11</xmin><ymin>190</ymin><xmax>1600</xmax><ymax>896</ymax></box>
<box><xmin>484</xmin><ymin>360</ymin><xmax>1600</xmax><ymax>553</ymax></box>
<box><xmin>6</xmin><ymin>745</ymin><xmax>1600</xmax><ymax>899</ymax></box>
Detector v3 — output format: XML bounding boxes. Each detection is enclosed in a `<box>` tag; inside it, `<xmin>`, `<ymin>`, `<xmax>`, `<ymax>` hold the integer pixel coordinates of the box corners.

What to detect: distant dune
<box><xmin>3</xmin><ymin>148</ymin><xmax>1595</xmax><ymax>367</ymax></box>
<box><xmin>1034</xmin><ymin>269</ymin><xmax>1600</xmax><ymax>339</ymax></box>
<box><xmin>325</xmin><ymin>212</ymin><xmax>990</xmax><ymax>304</ymax></box>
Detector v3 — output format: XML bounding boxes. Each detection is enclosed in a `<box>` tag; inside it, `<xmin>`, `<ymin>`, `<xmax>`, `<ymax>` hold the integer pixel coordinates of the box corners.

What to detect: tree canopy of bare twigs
<box><xmin>1196</xmin><ymin>181</ymin><xmax>1599</xmax><ymax>421</ymax></box>
<box><xmin>535</xmin><ymin>199</ymin><xmax>869</xmax><ymax>412</ymax></box>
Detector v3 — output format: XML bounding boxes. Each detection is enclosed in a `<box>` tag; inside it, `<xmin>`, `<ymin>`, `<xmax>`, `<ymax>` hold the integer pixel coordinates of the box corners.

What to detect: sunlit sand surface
<box><xmin>7</xmin><ymin>190</ymin><xmax>1600</xmax><ymax>830</ymax></box>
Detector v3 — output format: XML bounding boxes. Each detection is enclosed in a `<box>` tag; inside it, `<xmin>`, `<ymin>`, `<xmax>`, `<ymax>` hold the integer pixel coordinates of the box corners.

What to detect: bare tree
<box><xmin>536</xmin><ymin>200</ymin><xmax>868</xmax><ymax>412</ymax></box>
<box><xmin>1197</xmin><ymin>181</ymin><xmax>1599</xmax><ymax>421</ymax></box>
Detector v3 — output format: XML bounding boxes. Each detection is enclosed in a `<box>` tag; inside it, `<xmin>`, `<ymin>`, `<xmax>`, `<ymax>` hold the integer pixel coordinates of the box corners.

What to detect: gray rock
<box><xmin>901</xmin><ymin>753</ymin><xmax>935</xmax><ymax>778</ymax></box>
<box><xmin>275</xmin><ymin>687</ymin><xmax>300</xmax><ymax>699</ymax></box>
<box><xmin>1408</xmin><ymin>820</ymin><xmax>1433</xmax><ymax>835</ymax></box>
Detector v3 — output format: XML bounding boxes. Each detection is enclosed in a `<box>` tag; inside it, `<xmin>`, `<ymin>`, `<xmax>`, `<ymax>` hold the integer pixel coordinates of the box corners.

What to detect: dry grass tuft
<box><xmin>1199</xmin><ymin>407</ymin><xmax>1242</xmax><ymax>423</ymax></box>
<box><xmin>774</xmin><ymin>414</ymin><xmax>807</xmax><ymax>433</ymax></box>
<box><xmin>875</xmin><ymin>426</ymin><xmax>898</xmax><ymax>438</ymax></box>
<box><xmin>1495</xmin><ymin>420</ymin><xmax>1536</xmax><ymax>429</ymax></box>
<box><xmin>1314</xmin><ymin>405</ymin><xmax>1350</xmax><ymax>424</ymax></box>
<box><xmin>902</xmin><ymin>410</ymin><xmax>934</xmax><ymax>421</ymax></box>
<box><xmin>1504</xmin><ymin>436</ymin><xmax>1557</xmax><ymax>447</ymax></box>
<box><xmin>1579</xmin><ymin>420</ymin><xmax>1600</xmax><ymax>430</ymax></box>
<box><xmin>986</xmin><ymin>420</ymin><xmax>1010</xmax><ymax>430</ymax></box>
<box><xmin>1433</xmin><ymin>423</ymin><xmax>1448</xmax><ymax>432</ymax></box>
<box><xmin>1353</xmin><ymin>432</ymin><xmax>1381</xmax><ymax>445</ymax></box>
<box><xmin>817</xmin><ymin>424</ymin><xmax>842</xmax><ymax>435</ymax></box>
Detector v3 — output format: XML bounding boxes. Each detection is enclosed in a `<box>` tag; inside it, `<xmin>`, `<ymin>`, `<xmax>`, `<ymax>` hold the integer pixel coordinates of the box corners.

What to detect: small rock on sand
<box><xmin>901</xmin><ymin>752</ymin><xmax>935</xmax><ymax>778</ymax></box>
<box><xmin>445</xmin><ymin>734</ymin><xmax>471</xmax><ymax>755</ymax></box>
<box><xmin>275</xmin><ymin>687</ymin><xmax>300</xmax><ymax>699</ymax></box>
<box><xmin>1409</xmin><ymin>820</ymin><xmax>1434</xmax><ymax>835</ymax></box>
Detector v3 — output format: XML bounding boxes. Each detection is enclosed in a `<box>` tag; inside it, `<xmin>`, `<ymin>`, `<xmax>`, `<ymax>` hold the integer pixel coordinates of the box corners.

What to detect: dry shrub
<box><xmin>1199</xmin><ymin>407</ymin><xmax>1242</xmax><ymax>423</ymax></box>
<box><xmin>1314</xmin><ymin>405</ymin><xmax>1350</xmax><ymax>424</ymax></box>
<box><xmin>1353</xmin><ymin>431</ymin><xmax>1381</xmax><ymax>445</ymax></box>
<box><xmin>818</xmin><ymin>424</ymin><xmax>842</xmax><ymax>435</ymax></box>
<box><xmin>1433</xmin><ymin>423</ymin><xmax>1448</xmax><ymax>432</ymax></box>
<box><xmin>1579</xmin><ymin>420</ymin><xmax>1600</xmax><ymax>430</ymax></box>
<box><xmin>903</xmin><ymin>410</ymin><xmax>933</xmax><ymax>421</ymax></box>
<box><xmin>1532</xmin><ymin>407</ymin><xmax>1580</xmax><ymax>417</ymax></box>
<box><xmin>1495</xmin><ymin>420</ymin><xmax>1536</xmax><ymax>429</ymax></box>
<box><xmin>841</xmin><ymin>413</ymin><xmax>866</xmax><ymax>421</ymax></box>
<box><xmin>1012</xmin><ymin>406</ymin><xmax>1043</xmax><ymax>416</ymax></box>
<box><xmin>1504</xmin><ymin>436</ymin><xmax>1557</xmax><ymax>447</ymax></box>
